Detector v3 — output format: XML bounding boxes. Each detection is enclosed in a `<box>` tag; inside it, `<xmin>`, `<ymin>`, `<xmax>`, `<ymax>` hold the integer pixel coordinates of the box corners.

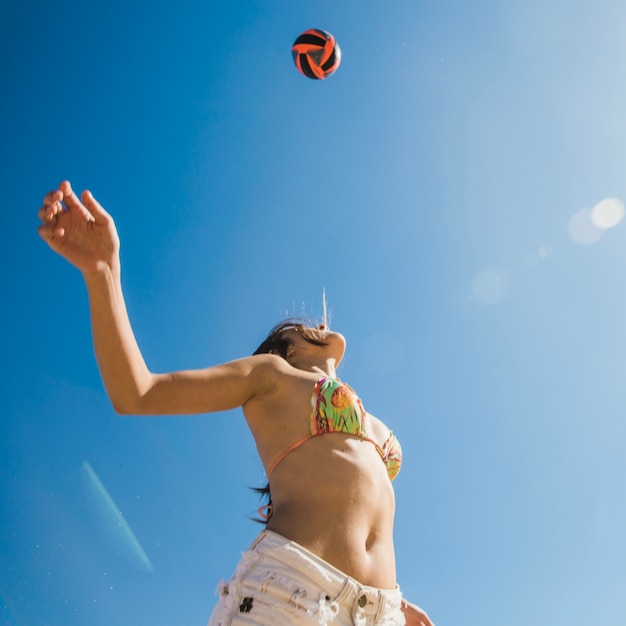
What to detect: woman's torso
<box><xmin>242</xmin><ymin>362</ymin><xmax>398</xmax><ymax>589</ymax></box>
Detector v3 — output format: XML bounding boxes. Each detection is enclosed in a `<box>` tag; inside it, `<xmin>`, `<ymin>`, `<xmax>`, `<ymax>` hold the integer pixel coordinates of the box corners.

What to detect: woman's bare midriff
<box><xmin>265</xmin><ymin>435</ymin><xmax>397</xmax><ymax>589</ymax></box>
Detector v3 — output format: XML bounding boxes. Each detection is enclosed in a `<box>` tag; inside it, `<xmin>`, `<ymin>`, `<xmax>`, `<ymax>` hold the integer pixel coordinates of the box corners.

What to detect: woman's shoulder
<box><xmin>239</xmin><ymin>353</ymin><xmax>304</xmax><ymax>394</ymax></box>
<box><xmin>241</xmin><ymin>354</ymin><xmax>329</xmax><ymax>406</ymax></box>
<box><xmin>245</xmin><ymin>353</ymin><xmax>325</xmax><ymax>381</ymax></box>
<box><xmin>245</xmin><ymin>352</ymin><xmax>292</xmax><ymax>375</ymax></box>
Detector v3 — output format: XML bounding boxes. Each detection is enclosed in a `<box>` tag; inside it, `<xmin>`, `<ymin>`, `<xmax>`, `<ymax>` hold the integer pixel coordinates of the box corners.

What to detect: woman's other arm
<box><xmin>401</xmin><ymin>599</ymin><xmax>435</xmax><ymax>626</ymax></box>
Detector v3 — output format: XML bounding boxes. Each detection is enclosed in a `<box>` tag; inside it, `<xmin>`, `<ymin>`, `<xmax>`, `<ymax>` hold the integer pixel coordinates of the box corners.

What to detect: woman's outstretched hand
<box><xmin>402</xmin><ymin>599</ymin><xmax>435</xmax><ymax>626</ymax></box>
<box><xmin>37</xmin><ymin>181</ymin><xmax>120</xmax><ymax>276</ymax></box>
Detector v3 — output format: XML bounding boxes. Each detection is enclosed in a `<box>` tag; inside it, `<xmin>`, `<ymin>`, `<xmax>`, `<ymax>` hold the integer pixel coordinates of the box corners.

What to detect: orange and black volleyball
<box><xmin>292</xmin><ymin>29</ymin><xmax>341</xmax><ymax>79</ymax></box>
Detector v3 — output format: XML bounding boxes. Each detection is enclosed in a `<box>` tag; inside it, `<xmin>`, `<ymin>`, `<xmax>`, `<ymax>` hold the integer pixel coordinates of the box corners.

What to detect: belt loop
<box><xmin>374</xmin><ymin>589</ymin><xmax>386</xmax><ymax>624</ymax></box>
<box><xmin>334</xmin><ymin>577</ymin><xmax>355</xmax><ymax>607</ymax></box>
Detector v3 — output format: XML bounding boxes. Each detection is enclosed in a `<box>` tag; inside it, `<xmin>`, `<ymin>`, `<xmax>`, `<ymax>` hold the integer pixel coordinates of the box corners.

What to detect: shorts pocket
<box><xmin>236</xmin><ymin>559</ymin><xmax>321</xmax><ymax>622</ymax></box>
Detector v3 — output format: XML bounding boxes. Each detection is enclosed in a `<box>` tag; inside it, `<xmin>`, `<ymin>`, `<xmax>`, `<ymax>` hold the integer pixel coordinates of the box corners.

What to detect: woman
<box><xmin>37</xmin><ymin>181</ymin><xmax>435</xmax><ymax>626</ymax></box>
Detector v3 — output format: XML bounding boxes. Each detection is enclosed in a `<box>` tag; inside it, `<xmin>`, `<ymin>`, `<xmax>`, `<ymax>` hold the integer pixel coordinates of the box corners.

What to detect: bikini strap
<box><xmin>266</xmin><ymin>435</ymin><xmax>313</xmax><ymax>476</ymax></box>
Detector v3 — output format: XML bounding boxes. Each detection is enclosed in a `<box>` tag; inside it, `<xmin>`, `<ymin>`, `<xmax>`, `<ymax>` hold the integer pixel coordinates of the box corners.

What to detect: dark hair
<box><xmin>253</xmin><ymin>318</ymin><xmax>328</xmax><ymax>358</ymax></box>
<box><xmin>252</xmin><ymin>318</ymin><xmax>328</xmax><ymax>522</ymax></box>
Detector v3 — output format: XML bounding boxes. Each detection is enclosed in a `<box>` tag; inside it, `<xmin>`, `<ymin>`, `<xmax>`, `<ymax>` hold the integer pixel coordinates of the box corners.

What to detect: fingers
<box><xmin>37</xmin><ymin>221</ymin><xmax>65</xmax><ymax>245</ymax></box>
<box><xmin>59</xmin><ymin>180</ymin><xmax>111</xmax><ymax>225</ymax></box>
<box><xmin>81</xmin><ymin>189</ymin><xmax>111</xmax><ymax>224</ymax></box>
<box><xmin>38</xmin><ymin>182</ymin><xmax>77</xmax><ymax>222</ymax></box>
<box><xmin>39</xmin><ymin>181</ymin><xmax>108</xmax><ymax>224</ymax></box>
<box><xmin>58</xmin><ymin>180</ymin><xmax>94</xmax><ymax>221</ymax></box>
<box><xmin>38</xmin><ymin>181</ymin><xmax>112</xmax><ymax>238</ymax></box>
<box><xmin>38</xmin><ymin>188</ymin><xmax>64</xmax><ymax>223</ymax></box>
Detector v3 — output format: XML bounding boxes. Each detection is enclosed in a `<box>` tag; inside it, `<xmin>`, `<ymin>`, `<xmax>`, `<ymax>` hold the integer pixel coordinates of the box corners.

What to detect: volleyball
<box><xmin>292</xmin><ymin>29</ymin><xmax>341</xmax><ymax>80</ymax></box>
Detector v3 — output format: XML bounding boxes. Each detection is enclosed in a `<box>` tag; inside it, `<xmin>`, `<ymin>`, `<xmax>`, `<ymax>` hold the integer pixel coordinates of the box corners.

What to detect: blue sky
<box><xmin>2</xmin><ymin>0</ymin><xmax>626</xmax><ymax>624</ymax></box>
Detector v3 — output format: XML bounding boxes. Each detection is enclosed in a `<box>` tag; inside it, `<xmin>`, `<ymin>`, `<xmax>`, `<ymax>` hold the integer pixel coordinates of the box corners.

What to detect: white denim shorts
<box><xmin>208</xmin><ymin>530</ymin><xmax>405</xmax><ymax>626</ymax></box>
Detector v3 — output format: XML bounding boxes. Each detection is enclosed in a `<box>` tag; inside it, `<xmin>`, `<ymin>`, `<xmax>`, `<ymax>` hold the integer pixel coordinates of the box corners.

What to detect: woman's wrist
<box><xmin>82</xmin><ymin>259</ymin><xmax>121</xmax><ymax>286</ymax></box>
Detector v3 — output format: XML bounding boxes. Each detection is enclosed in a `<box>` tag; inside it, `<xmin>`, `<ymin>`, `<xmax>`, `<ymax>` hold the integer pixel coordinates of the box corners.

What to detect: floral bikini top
<box><xmin>267</xmin><ymin>377</ymin><xmax>403</xmax><ymax>480</ymax></box>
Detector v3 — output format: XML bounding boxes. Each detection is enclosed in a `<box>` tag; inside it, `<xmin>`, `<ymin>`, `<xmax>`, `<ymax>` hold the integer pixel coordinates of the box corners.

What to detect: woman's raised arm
<box><xmin>38</xmin><ymin>181</ymin><xmax>270</xmax><ymax>416</ymax></box>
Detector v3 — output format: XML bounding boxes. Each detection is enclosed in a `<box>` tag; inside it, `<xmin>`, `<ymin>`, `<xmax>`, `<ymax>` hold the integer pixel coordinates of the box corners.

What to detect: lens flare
<box><xmin>568</xmin><ymin>209</ymin><xmax>604</xmax><ymax>245</ymax></box>
<box><xmin>81</xmin><ymin>461</ymin><xmax>154</xmax><ymax>572</ymax></box>
<box><xmin>591</xmin><ymin>198</ymin><xmax>624</xmax><ymax>230</ymax></box>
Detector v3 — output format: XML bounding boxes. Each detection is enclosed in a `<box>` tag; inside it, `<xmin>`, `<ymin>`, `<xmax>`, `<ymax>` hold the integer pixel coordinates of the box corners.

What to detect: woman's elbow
<box><xmin>108</xmin><ymin>380</ymin><xmax>157</xmax><ymax>415</ymax></box>
<box><xmin>110</xmin><ymin>395</ymin><xmax>144</xmax><ymax>415</ymax></box>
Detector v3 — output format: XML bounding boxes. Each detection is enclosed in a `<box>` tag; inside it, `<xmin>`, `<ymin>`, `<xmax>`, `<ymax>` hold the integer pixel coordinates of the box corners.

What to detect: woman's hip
<box><xmin>208</xmin><ymin>530</ymin><xmax>405</xmax><ymax>626</ymax></box>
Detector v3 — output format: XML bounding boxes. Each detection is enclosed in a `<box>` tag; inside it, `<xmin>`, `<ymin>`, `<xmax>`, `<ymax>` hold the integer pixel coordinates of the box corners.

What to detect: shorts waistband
<box><xmin>248</xmin><ymin>529</ymin><xmax>402</xmax><ymax>619</ymax></box>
